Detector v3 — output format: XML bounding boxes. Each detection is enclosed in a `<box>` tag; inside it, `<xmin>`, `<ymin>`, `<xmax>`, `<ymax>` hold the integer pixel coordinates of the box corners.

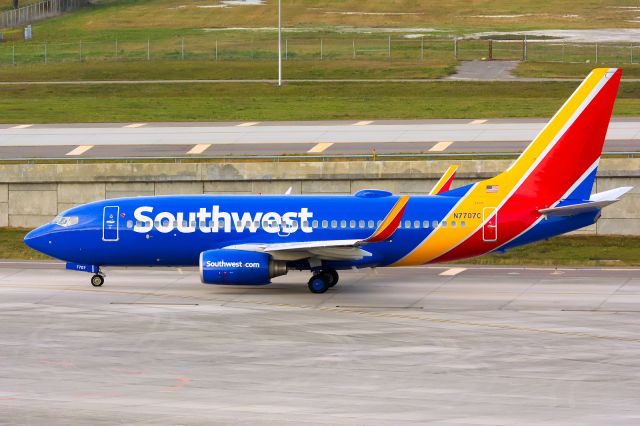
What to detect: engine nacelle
<box><xmin>199</xmin><ymin>249</ymin><xmax>287</xmax><ymax>285</ymax></box>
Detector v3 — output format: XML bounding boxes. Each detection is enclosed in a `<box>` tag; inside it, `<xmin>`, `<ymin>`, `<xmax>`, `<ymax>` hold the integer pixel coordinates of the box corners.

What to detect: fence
<box><xmin>0</xmin><ymin>0</ymin><xmax>88</xmax><ymax>29</ymax></box>
<box><xmin>1</xmin><ymin>35</ymin><xmax>639</xmax><ymax>66</ymax></box>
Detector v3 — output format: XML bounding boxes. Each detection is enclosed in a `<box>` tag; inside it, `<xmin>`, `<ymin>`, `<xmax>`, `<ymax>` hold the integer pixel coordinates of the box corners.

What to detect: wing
<box><xmin>224</xmin><ymin>195</ymin><xmax>411</xmax><ymax>261</ymax></box>
<box><xmin>225</xmin><ymin>240</ymin><xmax>370</xmax><ymax>261</ymax></box>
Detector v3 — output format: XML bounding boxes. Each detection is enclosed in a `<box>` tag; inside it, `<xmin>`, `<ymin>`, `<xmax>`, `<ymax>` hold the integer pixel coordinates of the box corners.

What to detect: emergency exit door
<box><xmin>482</xmin><ymin>207</ymin><xmax>498</xmax><ymax>242</ymax></box>
<box><xmin>102</xmin><ymin>206</ymin><xmax>120</xmax><ymax>242</ymax></box>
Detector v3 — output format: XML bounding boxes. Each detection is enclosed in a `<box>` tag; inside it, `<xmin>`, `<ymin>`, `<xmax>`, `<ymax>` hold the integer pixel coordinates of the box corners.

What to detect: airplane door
<box><xmin>102</xmin><ymin>206</ymin><xmax>120</xmax><ymax>242</ymax></box>
<box><xmin>482</xmin><ymin>207</ymin><xmax>498</xmax><ymax>242</ymax></box>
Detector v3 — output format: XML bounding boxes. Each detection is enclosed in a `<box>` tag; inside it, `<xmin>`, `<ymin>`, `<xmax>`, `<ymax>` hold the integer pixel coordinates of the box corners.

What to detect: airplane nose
<box><xmin>24</xmin><ymin>225</ymin><xmax>54</xmax><ymax>254</ymax></box>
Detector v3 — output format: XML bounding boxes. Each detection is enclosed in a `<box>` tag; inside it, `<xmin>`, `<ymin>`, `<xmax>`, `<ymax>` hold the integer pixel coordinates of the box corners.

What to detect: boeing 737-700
<box><xmin>24</xmin><ymin>68</ymin><xmax>632</xmax><ymax>293</ymax></box>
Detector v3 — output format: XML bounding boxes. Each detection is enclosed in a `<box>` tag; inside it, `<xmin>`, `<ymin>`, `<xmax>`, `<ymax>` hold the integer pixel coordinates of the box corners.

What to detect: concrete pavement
<box><xmin>0</xmin><ymin>263</ymin><xmax>639</xmax><ymax>424</ymax></box>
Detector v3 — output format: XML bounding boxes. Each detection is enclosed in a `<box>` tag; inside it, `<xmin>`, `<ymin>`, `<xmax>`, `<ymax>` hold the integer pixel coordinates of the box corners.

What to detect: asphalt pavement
<box><xmin>0</xmin><ymin>118</ymin><xmax>638</xmax><ymax>159</ymax></box>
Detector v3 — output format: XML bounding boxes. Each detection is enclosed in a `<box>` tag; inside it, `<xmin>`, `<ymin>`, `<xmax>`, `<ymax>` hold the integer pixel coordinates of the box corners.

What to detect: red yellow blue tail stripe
<box><xmin>394</xmin><ymin>68</ymin><xmax>621</xmax><ymax>266</ymax></box>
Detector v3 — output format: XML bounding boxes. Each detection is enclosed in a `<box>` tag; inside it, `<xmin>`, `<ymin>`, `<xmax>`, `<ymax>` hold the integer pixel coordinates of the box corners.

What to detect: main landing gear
<box><xmin>90</xmin><ymin>273</ymin><xmax>105</xmax><ymax>287</ymax></box>
<box><xmin>307</xmin><ymin>268</ymin><xmax>339</xmax><ymax>294</ymax></box>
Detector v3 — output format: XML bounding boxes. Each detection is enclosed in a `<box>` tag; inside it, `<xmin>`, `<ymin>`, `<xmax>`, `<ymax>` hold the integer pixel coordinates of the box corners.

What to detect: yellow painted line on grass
<box><xmin>308</xmin><ymin>142</ymin><xmax>334</xmax><ymax>153</ymax></box>
<box><xmin>237</xmin><ymin>122</ymin><xmax>260</xmax><ymax>127</ymax></box>
<box><xmin>429</xmin><ymin>141</ymin><xmax>453</xmax><ymax>152</ymax></box>
<box><xmin>10</xmin><ymin>124</ymin><xmax>32</xmax><ymax>129</ymax></box>
<box><xmin>124</xmin><ymin>123</ymin><xmax>147</xmax><ymax>128</ymax></box>
<box><xmin>353</xmin><ymin>120</ymin><xmax>374</xmax><ymax>126</ymax></box>
<box><xmin>469</xmin><ymin>119</ymin><xmax>487</xmax><ymax>124</ymax></box>
<box><xmin>66</xmin><ymin>145</ymin><xmax>94</xmax><ymax>156</ymax></box>
<box><xmin>187</xmin><ymin>144</ymin><xmax>211</xmax><ymax>155</ymax></box>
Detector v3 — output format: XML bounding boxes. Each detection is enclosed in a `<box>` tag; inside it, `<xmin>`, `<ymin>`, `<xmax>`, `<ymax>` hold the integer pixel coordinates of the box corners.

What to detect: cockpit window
<box><xmin>52</xmin><ymin>215</ymin><xmax>79</xmax><ymax>227</ymax></box>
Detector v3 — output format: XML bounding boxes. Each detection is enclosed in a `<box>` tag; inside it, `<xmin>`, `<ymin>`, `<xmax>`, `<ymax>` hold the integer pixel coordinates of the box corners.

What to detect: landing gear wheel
<box><xmin>325</xmin><ymin>269</ymin><xmax>339</xmax><ymax>287</ymax></box>
<box><xmin>91</xmin><ymin>274</ymin><xmax>104</xmax><ymax>287</ymax></box>
<box><xmin>308</xmin><ymin>273</ymin><xmax>330</xmax><ymax>294</ymax></box>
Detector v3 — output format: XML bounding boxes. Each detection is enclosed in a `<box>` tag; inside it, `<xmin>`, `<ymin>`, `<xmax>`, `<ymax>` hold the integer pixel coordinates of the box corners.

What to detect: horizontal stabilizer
<box><xmin>539</xmin><ymin>186</ymin><xmax>632</xmax><ymax>217</ymax></box>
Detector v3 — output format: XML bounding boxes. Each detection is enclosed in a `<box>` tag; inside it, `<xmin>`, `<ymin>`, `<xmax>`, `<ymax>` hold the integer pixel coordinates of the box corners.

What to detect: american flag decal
<box><xmin>486</xmin><ymin>185</ymin><xmax>499</xmax><ymax>193</ymax></box>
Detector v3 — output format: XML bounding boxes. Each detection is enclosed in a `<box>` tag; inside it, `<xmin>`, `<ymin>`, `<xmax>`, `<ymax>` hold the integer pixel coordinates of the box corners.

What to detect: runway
<box><xmin>0</xmin><ymin>118</ymin><xmax>638</xmax><ymax>159</ymax></box>
<box><xmin>1</xmin><ymin>262</ymin><xmax>639</xmax><ymax>425</ymax></box>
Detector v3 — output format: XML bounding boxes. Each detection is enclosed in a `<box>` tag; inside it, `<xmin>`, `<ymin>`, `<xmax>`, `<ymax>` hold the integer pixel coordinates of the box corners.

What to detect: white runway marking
<box><xmin>353</xmin><ymin>120</ymin><xmax>374</xmax><ymax>126</ymax></box>
<box><xmin>10</xmin><ymin>124</ymin><xmax>32</xmax><ymax>129</ymax></box>
<box><xmin>124</xmin><ymin>123</ymin><xmax>147</xmax><ymax>128</ymax></box>
<box><xmin>429</xmin><ymin>141</ymin><xmax>453</xmax><ymax>152</ymax></box>
<box><xmin>66</xmin><ymin>145</ymin><xmax>94</xmax><ymax>156</ymax></box>
<box><xmin>439</xmin><ymin>267</ymin><xmax>467</xmax><ymax>276</ymax></box>
<box><xmin>469</xmin><ymin>119</ymin><xmax>488</xmax><ymax>124</ymax></box>
<box><xmin>308</xmin><ymin>142</ymin><xmax>334</xmax><ymax>153</ymax></box>
<box><xmin>187</xmin><ymin>144</ymin><xmax>211</xmax><ymax>155</ymax></box>
<box><xmin>237</xmin><ymin>122</ymin><xmax>260</xmax><ymax>127</ymax></box>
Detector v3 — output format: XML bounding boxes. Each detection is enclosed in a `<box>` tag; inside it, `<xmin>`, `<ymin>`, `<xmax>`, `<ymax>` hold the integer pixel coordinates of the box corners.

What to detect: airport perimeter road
<box><xmin>0</xmin><ymin>118</ymin><xmax>638</xmax><ymax>159</ymax></box>
<box><xmin>1</xmin><ymin>263</ymin><xmax>639</xmax><ymax>424</ymax></box>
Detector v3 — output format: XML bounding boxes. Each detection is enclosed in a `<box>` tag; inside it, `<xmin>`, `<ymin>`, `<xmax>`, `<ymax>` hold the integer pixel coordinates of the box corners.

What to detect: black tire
<box><xmin>325</xmin><ymin>269</ymin><xmax>339</xmax><ymax>287</ymax></box>
<box><xmin>91</xmin><ymin>274</ymin><xmax>104</xmax><ymax>287</ymax></box>
<box><xmin>308</xmin><ymin>274</ymin><xmax>329</xmax><ymax>294</ymax></box>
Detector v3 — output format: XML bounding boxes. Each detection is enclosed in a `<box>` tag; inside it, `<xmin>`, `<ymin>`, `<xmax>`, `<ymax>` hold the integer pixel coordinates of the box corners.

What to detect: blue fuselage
<box><xmin>24</xmin><ymin>192</ymin><xmax>597</xmax><ymax>269</ymax></box>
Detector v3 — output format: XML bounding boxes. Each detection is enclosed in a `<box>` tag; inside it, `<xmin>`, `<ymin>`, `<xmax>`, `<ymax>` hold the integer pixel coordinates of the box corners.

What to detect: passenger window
<box><xmin>423</xmin><ymin>220</ymin><xmax>429</xmax><ymax>229</ymax></box>
<box><xmin>377</xmin><ymin>220</ymin><xmax>382</xmax><ymax>227</ymax></box>
<box><xmin>340</xmin><ymin>220</ymin><xmax>346</xmax><ymax>229</ymax></box>
<box><xmin>358</xmin><ymin>220</ymin><xmax>364</xmax><ymax>228</ymax></box>
<box><xmin>414</xmin><ymin>220</ymin><xmax>420</xmax><ymax>228</ymax></box>
<box><xmin>126</xmin><ymin>220</ymin><xmax>133</xmax><ymax>229</ymax></box>
<box><xmin>349</xmin><ymin>220</ymin><xmax>355</xmax><ymax>229</ymax></box>
<box><xmin>331</xmin><ymin>220</ymin><xmax>337</xmax><ymax>228</ymax></box>
<box><xmin>451</xmin><ymin>221</ymin><xmax>457</xmax><ymax>228</ymax></box>
<box><xmin>461</xmin><ymin>221</ymin><xmax>466</xmax><ymax>228</ymax></box>
<box><xmin>322</xmin><ymin>220</ymin><xmax>328</xmax><ymax>229</ymax></box>
<box><xmin>432</xmin><ymin>220</ymin><xmax>438</xmax><ymax>228</ymax></box>
<box><xmin>404</xmin><ymin>220</ymin><xmax>411</xmax><ymax>229</ymax></box>
<box><xmin>368</xmin><ymin>220</ymin><xmax>374</xmax><ymax>229</ymax></box>
<box><xmin>303</xmin><ymin>221</ymin><xmax>309</xmax><ymax>228</ymax></box>
<box><xmin>442</xmin><ymin>221</ymin><xmax>447</xmax><ymax>228</ymax></box>
<box><xmin>312</xmin><ymin>220</ymin><xmax>319</xmax><ymax>228</ymax></box>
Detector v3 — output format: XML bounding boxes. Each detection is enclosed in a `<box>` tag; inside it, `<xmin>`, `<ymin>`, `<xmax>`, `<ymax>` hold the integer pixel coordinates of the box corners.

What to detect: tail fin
<box><xmin>395</xmin><ymin>68</ymin><xmax>622</xmax><ymax>265</ymax></box>
<box><xmin>501</xmin><ymin>68</ymin><xmax>621</xmax><ymax>201</ymax></box>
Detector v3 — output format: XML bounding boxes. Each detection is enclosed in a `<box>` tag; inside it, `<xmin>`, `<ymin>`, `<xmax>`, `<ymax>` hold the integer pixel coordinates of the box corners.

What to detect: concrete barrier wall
<box><xmin>1</xmin><ymin>158</ymin><xmax>638</xmax><ymax>234</ymax></box>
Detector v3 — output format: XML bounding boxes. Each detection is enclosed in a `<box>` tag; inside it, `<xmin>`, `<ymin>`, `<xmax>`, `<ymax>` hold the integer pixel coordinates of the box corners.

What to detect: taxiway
<box><xmin>0</xmin><ymin>263</ymin><xmax>639</xmax><ymax>425</ymax></box>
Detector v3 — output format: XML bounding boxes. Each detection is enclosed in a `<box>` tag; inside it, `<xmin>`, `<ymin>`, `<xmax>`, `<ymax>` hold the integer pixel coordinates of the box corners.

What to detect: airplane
<box><xmin>24</xmin><ymin>68</ymin><xmax>632</xmax><ymax>294</ymax></box>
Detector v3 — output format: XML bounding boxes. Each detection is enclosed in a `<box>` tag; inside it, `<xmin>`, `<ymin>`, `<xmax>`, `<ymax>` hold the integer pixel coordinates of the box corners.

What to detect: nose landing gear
<box><xmin>307</xmin><ymin>268</ymin><xmax>339</xmax><ymax>294</ymax></box>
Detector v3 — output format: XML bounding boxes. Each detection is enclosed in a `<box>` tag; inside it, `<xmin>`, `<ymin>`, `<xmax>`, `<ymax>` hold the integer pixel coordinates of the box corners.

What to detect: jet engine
<box><xmin>199</xmin><ymin>249</ymin><xmax>287</xmax><ymax>285</ymax></box>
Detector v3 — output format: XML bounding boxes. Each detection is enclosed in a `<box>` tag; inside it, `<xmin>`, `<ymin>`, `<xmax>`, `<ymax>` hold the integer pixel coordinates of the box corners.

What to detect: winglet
<box><xmin>429</xmin><ymin>165</ymin><xmax>458</xmax><ymax>195</ymax></box>
<box><xmin>364</xmin><ymin>195</ymin><xmax>410</xmax><ymax>243</ymax></box>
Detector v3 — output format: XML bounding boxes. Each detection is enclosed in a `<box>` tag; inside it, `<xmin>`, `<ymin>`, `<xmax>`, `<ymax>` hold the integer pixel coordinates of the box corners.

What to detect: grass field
<box><xmin>0</xmin><ymin>59</ymin><xmax>456</xmax><ymax>80</ymax></box>
<box><xmin>2</xmin><ymin>79</ymin><xmax>640</xmax><ymax>123</ymax></box>
<box><xmin>462</xmin><ymin>235</ymin><xmax>640</xmax><ymax>267</ymax></box>
<box><xmin>2</xmin><ymin>227</ymin><xmax>639</xmax><ymax>266</ymax></box>
<box><xmin>12</xmin><ymin>0</ymin><xmax>640</xmax><ymax>40</ymax></box>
